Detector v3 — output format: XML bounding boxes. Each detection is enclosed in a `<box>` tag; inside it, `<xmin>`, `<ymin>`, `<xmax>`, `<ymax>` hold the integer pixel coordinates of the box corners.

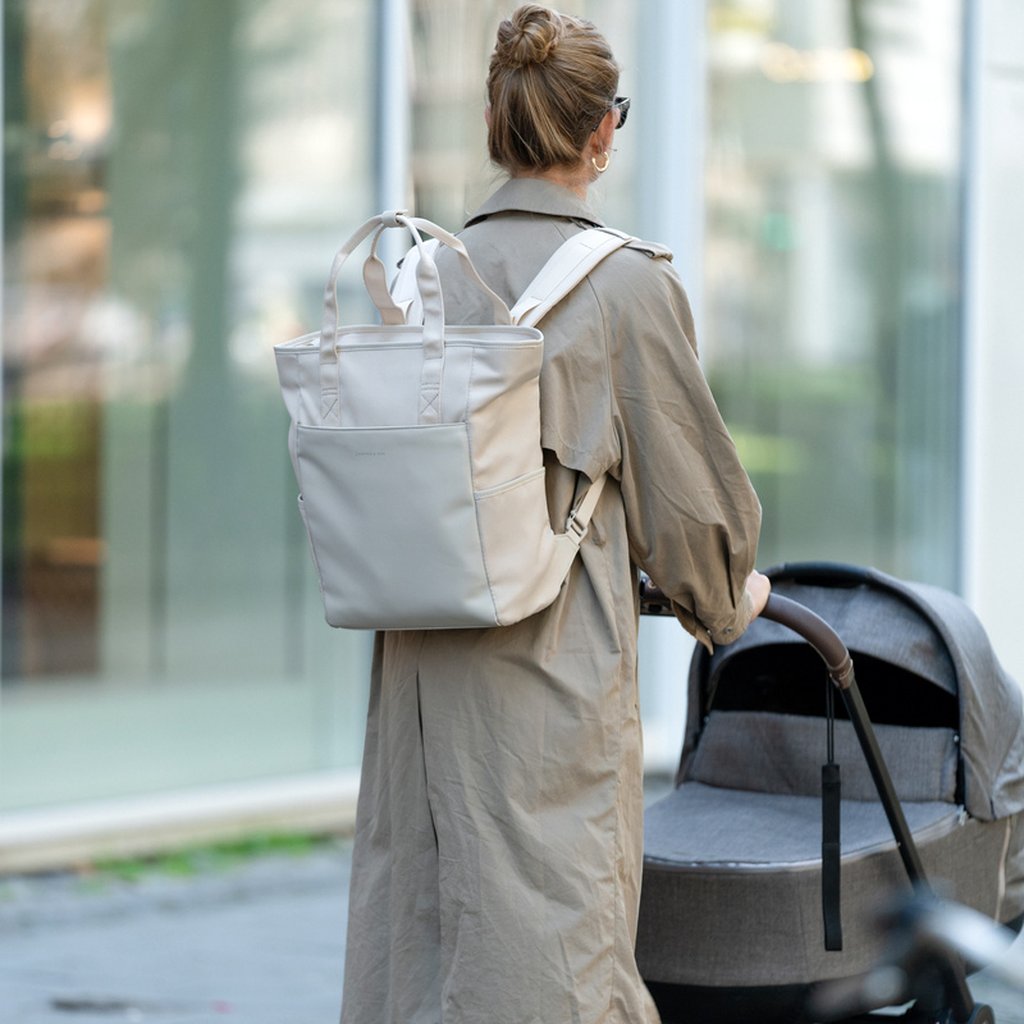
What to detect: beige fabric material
<box><xmin>340</xmin><ymin>179</ymin><xmax>762</xmax><ymax>1024</ymax></box>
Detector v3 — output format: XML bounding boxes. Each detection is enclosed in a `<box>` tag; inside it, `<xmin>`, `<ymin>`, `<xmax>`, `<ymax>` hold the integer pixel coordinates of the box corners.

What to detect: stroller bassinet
<box><xmin>637</xmin><ymin>563</ymin><xmax>1024</xmax><ymax>1023</ymax></box>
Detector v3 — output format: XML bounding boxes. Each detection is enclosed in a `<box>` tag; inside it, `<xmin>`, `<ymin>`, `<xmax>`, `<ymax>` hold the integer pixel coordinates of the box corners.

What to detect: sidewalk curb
<box><xmin>0</xmin><ymin>772</ymin><xmax>359</xmax><ymax>874</ymax></box>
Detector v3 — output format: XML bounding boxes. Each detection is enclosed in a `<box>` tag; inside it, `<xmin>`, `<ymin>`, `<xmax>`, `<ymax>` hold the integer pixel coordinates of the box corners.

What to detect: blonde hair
<box><xmin>486</xmin><ymin>4</ymin><xmax>619</xmax><ymax>174</ymax></box>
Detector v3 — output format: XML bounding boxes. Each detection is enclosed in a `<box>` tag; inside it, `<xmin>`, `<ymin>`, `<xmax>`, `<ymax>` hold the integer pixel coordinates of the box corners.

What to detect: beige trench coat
<box><xmin>340</xmin><ymin>179</ymin><xmax>762</xmax><ymax>1024</ymax></box>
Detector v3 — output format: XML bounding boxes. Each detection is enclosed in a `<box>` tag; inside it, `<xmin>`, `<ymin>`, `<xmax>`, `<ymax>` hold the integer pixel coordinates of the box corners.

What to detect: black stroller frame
<box><xmin>639</xmin><ymin>563</ymin><xmax>1007</xmax><ymax>1024</ymax></box>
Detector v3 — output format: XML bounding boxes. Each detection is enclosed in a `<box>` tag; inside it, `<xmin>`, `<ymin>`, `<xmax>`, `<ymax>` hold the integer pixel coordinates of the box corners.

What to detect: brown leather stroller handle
<box><xmin>637</xmin><ymin>580</ymin><xmax>853</xmax><ymax>689</ymax></box>
<box><xmin>761</xmin><ymin>593</ymin><xmax>855</xmax><ymax>690</ymax></box>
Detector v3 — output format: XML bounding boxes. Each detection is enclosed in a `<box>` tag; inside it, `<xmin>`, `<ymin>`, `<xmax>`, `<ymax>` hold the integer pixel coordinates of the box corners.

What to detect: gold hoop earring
<box><xmin>591</xmin><ymin>151</ymin><xmax>610</xmax><ymax>174</ymax></box>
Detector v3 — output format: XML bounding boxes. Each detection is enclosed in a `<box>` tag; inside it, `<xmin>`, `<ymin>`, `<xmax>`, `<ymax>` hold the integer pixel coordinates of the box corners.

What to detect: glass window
<box><xmin>3</xmin><ymin>0</ymin><xmax>970</xmax><ymax>815</ymax></box>
<box><xmin>2</xmin><ymin>0</ymin><xmax>376</xmax><ymax>810</ymax></box>
<box><xmin>703</xmin><ymin>0</ymin><xmax>964</xmax><ymax>586</ymax></box>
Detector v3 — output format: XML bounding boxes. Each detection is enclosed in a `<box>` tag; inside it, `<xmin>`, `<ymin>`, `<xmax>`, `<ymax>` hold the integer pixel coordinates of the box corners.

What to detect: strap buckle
<box><xmin>565</xmin><ymin>509</ymin><xmax>588</xmax><ymax>543</ymax></box>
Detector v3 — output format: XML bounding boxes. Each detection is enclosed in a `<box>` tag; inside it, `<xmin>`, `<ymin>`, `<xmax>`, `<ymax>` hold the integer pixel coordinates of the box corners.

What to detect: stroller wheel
<box><xmin>894</xmin><ymin>1004</ymin><xmax>995</xmax><ymax>1024</ymax></box>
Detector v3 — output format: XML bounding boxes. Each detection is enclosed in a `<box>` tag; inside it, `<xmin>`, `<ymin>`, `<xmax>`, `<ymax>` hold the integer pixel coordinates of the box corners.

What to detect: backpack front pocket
<box><xmin>294</xmin><ymin>421</ymin><xmax>497</xmax><ymax>629</ymax></box>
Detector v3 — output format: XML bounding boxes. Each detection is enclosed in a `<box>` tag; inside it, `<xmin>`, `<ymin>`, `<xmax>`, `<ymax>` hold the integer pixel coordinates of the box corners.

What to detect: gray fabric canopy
<box><xmin>679</xmin><ymin>563</ymin><xmax>1024</xmax><ymax>821</ymax></box>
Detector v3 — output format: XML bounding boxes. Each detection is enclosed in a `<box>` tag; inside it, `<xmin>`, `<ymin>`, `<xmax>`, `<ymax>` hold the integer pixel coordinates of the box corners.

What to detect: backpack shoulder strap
<box><xmin>392</xmin><ymin>227</ymin><xmax>635</xmax><ymax>327</ymax></box>
<box><xmin>510</xmin><ymin>227</ymin><xmax>634</xmax><ymax>328</ymax></box>
<box><xmin>509</xmin><ymin>227</ymin><xmax>636</xmax><ymax>542</ymax></box>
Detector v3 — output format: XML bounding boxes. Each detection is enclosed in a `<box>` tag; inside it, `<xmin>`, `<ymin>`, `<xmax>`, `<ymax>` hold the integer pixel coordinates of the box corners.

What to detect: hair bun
<box><xmin>495</xmin><ymin>4</ymin><xmax>564</xmax><ymax>70</ymax></box>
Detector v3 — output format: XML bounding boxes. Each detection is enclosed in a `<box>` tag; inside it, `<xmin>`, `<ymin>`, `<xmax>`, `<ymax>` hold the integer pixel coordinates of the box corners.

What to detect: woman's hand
<box><xmin>745</xmin><ymin>570</ymin><xmax>772</xmax><ymax>620</ymax></box>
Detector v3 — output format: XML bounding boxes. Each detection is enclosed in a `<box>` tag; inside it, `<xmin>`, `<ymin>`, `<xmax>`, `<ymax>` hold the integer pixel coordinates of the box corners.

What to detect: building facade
<box><xmin>2</xmin><ymin>0</ymin><xmax>1022</xmax><ymax>867</ymax></box>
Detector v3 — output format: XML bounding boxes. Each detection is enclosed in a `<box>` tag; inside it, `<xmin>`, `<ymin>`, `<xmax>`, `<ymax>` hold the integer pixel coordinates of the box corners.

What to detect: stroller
<box><xmin>637</xmin><ymin>563</ymin><xmax>1024</xmax><ymax>1023</ymax></box>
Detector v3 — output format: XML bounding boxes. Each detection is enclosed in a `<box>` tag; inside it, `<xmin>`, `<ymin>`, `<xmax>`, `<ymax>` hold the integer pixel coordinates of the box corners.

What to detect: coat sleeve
<box><xmin>601</xmin><ymin>253</ymin><xmax>762</xmax><ymax>649</ymax></box>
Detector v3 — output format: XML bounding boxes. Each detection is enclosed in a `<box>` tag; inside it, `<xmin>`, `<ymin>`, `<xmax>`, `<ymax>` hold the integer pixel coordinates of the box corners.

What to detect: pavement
<box><xmin>0</xmin><ymin>842</ymin><xmax>352</xmax><ymax>1024</ymax></box>
<box><xmin>1</xmin><ymin>832</ymin><xmax>1023</xmax><ymax>1024</ymax></box>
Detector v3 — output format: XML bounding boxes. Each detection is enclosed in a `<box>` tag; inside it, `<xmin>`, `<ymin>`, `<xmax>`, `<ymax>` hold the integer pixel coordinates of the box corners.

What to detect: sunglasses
<box><xmin>613</xmin><ymin>96</ymin><xmax>630</xmax><ymax>129</ymax></box>
<box><xmin>594</xmin><ymin>96</ymin><xmax>630</xmax><ymax>133</ymax></box>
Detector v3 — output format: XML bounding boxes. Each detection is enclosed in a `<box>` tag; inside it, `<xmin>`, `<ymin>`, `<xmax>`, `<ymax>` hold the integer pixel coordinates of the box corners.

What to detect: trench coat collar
<box><xmin>465</xmin><ymin>177</ymin><xmax>606</xmax><ymax>229</ymax></box>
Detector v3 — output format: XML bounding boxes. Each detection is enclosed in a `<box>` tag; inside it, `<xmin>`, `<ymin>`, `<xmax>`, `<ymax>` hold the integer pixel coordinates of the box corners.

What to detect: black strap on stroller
<box><xmin>823</xmin><ymin>675</ymin><xmax>843</xmax><ymax>952</ymax></box>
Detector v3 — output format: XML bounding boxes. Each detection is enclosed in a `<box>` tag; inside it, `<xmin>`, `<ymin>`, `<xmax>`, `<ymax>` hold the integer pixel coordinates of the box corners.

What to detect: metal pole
<box><xmin>635</xmin><ymin>0</ymin><xmax>707</xmax><ymax>332</ymax></box>
<box><xmin>959</xmin><ymin>0</ymin><xmax>984</xmax><ymax>607</ymax></box>
<box><xmin>374</xmin><ymin>0</ymin><xmax>411</xmax><ymax>272</ymax></box>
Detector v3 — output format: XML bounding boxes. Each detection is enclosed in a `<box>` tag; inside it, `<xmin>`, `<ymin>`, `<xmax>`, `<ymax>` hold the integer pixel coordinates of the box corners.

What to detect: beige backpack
<box><xmin>274</xmin><ymin>210</ymin><xmax>631</xmax><ymax>629</ymax></box>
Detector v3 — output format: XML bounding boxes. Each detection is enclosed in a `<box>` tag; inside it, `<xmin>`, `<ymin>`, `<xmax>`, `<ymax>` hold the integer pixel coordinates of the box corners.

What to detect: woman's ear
<box><xmin>603</xmin><ymin>108</ymin><xmax>619</xmax><ymax>145</ymax></box>
<box><xmin>590</xmin><ymin>108</ymin><xmax>616</xmax><ymax>158</ymax></box>
<box><xmin>484</xmin><ymin>105</ymin><xmax>492</xmax><ymax>130</ymax></box>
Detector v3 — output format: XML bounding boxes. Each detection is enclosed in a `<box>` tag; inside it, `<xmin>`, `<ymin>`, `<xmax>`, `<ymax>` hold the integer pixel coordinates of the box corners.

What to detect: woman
<box><xmin>340</xmin><ymin>6</ymin><xmax>769</xmax><ymax>1023</ymax></box>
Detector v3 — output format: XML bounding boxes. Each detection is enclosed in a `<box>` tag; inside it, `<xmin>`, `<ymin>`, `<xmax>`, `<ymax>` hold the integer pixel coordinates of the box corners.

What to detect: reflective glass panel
<box><xmin>2</xmin><ymin>0</ymin><xmax>375</xmax><ymax>810</ymax></box>
<box><xmin>703</xmin><ymin>0</ymin><xmax>964</xmax><ymax>585</ymax></box>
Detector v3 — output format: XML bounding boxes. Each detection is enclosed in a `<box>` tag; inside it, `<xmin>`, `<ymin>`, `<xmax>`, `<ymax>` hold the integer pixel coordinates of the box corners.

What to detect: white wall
<box><xmin>962</xmin><ymin>0</ymin><xmax>1024</xmax><ymax>684</ymax></box>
